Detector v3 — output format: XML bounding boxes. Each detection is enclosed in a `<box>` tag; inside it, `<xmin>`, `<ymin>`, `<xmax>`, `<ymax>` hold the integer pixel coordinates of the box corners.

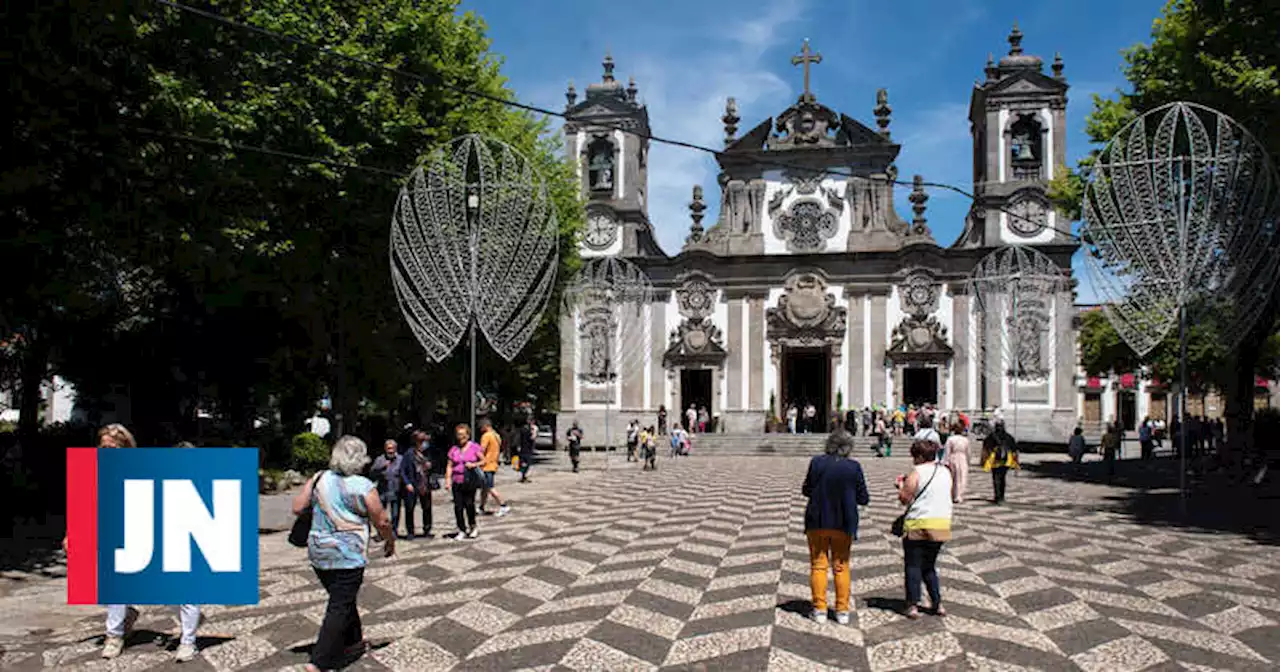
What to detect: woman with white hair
<box><xmin>292</xmin><ymin>435</ymin><xmax>395</xmax><ymax>672</ymax></box>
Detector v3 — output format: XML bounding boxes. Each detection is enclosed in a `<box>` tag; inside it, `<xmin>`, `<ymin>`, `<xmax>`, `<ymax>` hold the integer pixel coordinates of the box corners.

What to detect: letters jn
<box><xmin>116</xmin><ymin>479</ymin><xmax>242</xmax><ymax>573</ymax></box>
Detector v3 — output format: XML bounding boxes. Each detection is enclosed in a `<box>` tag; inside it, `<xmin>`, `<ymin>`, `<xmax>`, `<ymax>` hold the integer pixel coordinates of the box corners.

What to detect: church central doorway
<box><xmin>902</xmin><ymin>367</ymin><xmax>938</xmax><ymax>407</ymax></box>
<box><xmin>782</xmin><ymin>348</ymin><xmax>830</xmax><ymax>432</ymax></box>
<box><xmin>680</xmin><ymin>369</ymin><xmax>712</xmax><ymax>431</ymax></box>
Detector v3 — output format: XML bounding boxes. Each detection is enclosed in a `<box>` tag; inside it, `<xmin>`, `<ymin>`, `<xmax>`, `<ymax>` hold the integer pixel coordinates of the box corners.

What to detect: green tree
<box><xmin>1051</xmin><ymin>0</ymin><xmax>1280</xmax><ymax>449</ymax></box>
<box><xmin>3</xmin><ymin>0</ymin><xmax>582</xmax><ymax>447</ymax></box>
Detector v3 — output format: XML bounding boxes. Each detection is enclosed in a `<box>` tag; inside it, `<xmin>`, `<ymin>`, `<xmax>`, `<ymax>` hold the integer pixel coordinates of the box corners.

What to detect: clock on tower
<box><xmin>584</xmin><ymin>211</ymin><xmax>618</xmax><ymax>250</ymax></box>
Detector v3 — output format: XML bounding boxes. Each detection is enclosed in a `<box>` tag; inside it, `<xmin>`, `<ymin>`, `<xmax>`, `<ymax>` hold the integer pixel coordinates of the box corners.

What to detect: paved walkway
<box><xmin>2</xmin><ymin>453</ymin><xmax>1279</xmax><ymax>671</ymax></box>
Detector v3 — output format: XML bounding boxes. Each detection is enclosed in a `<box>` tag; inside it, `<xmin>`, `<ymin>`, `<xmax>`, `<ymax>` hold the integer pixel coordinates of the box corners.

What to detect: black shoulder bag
<box><xmin>891</xmin><ymin>465</ymin><xmax>939</xmax><ymax>537</ymax></box>
<box><xmin>288</xmin><ymin>471</ymin><xmax>324</xmax><ymax>547</ymax></box>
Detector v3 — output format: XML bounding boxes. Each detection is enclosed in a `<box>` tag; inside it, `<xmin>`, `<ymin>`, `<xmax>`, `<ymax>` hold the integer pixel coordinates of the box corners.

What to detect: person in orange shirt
<box><xmin>477</xmin><ymin>418</ymin><xmax>511</xmax><ymax>516</ymax></box>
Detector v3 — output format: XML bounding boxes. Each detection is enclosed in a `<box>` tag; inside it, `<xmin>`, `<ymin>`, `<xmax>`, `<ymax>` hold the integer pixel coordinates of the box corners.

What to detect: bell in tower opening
<box><xmin>1008</xmin><ymin>113</ymin><xmax>1043</xmax><ymax>180</ymax></box>
<box><xmin>587</xmin><ymin>137</ymin><xmax>615</xmax><ymax>192</ymax></box>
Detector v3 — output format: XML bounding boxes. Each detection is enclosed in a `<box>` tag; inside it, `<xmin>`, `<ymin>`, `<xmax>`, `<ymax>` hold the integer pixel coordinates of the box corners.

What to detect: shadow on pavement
<box><xmin>1020</xmin><ymin>457</ymin><xmax>1280</xmax><ymax>546</ymax></box>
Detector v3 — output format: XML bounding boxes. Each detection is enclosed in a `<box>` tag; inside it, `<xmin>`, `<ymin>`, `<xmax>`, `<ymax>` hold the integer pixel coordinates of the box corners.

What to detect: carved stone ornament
<box><xmin>774</xmin><ymin>199</ymin><xmax>838</xmax><ymax>253</ymax></box>
<box><xmin>675</xmin><ymin>274</ymin><xmax>716</xmax><ymax>319</ymax></box>
<box><xmin>663</xmin><ymin>317</ymin><xmax>727</xmax><ymax>368</ymax></box>
<box><xmin>577</xmin><ymin>306</ymin><xmax>616</xmax><ymax>384</ymax></box>
<box><xmin>899</xmin><ymin>272</ymin><xmax>940</xmax><ymax>317</ymax></box>
<box><xmin>766</xmin><ymin>273</ymin><xmax>847</xmax><ymax>353</ymax></box>
<box><xmin>1008</xmin><ymin>306</ymin><xmax>1050</xmax><ymax>379</ymax></box>
<box><xmin>887</xmin><ymin>314</ymin><xmax>953</xmax><ymax>364</ymax></box>
<box><xmin>772</xmin><ymin>100</ymin><xmax>840</xmax><ymax>148</ymax></box>
<box><xmin>790</xmin><ymin>173</ymin><xmax>823</xmax><ymax>195</ymax></box>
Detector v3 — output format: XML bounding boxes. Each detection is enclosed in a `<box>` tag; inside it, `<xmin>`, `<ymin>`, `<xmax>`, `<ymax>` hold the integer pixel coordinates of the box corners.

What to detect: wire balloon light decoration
<box><xmin>1080</xmin><ymin>102</ymin><xmax>1280</xmax><ymax>504</ymax></box>
<box><xmin>391</xmin><ymin>134</ymin><xmax>560</xmax><ymax>425</ymax></box>
<box><xmin>968</xmin><ymin>246</ymin><xmax>1070</xmax><ymax>440</ymax></box>
<box><xmin>562</xmin><ymin>256</ymin><xmax>654</xmax><ymax>461</ymax></box>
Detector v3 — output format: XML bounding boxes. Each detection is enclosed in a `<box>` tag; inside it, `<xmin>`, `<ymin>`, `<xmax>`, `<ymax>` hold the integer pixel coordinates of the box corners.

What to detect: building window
<box><xmin>587</xmin><ymin>137</ymin><xmax>615</xmax><ymax>193</ymax></box>
<box><xmin>1009</xmin><ymin>114</ymin><xmax>1043</xmax><ymax>181</ymax></box>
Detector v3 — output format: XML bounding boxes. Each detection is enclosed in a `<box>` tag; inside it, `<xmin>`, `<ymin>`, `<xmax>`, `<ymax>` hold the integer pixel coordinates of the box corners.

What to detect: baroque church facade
<box><xmin>557</xmin><ymin>26</ymin><xmax>1079</xmax><ymax>443</ymax></box>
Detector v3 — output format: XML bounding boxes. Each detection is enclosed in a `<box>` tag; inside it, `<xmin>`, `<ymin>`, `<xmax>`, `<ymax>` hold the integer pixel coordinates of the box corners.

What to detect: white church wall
<box><xmin>886</xmin><ymin>286</ymin><xmax>902</xmax><ymax>405</ymax></box>
<box><xmin>764</xmin><ymin>286</ymin><xmax>784</xmax><ymax>411</ymax></box>
<box><xmin>829</xmin><ymin>284</ymin><xmax>847</xmax><ymax>410</ymax></box>
<box><xmin>711</xmin><ymin>290</ymin><xmax>729</xmax><ymax>415</ymax></box>
<box><xmin>938</xmin><ymin>287</ymin><xmax>955</xmax><ymax>409</ymax></box>
<box><xmin>759</xmin><ymin>170</ymin><xmax>853</xmax><ymax>256</ymax></box>
<box><xmin>663</xmin><ymin>292</ymin><xmax>680</xmax><ymax>412</ymax></box>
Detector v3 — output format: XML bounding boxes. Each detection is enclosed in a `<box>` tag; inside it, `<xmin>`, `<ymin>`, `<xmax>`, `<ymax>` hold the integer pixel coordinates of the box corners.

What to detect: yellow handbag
<box><xmin>512</xmin><ymin>455</ymin><xmax>520</xmax><ymax>470</ymax></box>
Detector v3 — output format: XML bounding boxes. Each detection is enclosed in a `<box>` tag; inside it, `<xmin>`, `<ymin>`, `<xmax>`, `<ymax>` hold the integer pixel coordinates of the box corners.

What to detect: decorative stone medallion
<box><xmin>675</xmin><ymin>274</ymin><xmax>716</xmax><ymax>319</ymax></box>
<box><xmin>774</xmin><ymin>200</ymin><xmax>838</xmax><ymax>253</ymax></box>
<box><xmin>900</xmin><ymin>272</ymin><xmax>939</xmax><ymax>317</ymax></box>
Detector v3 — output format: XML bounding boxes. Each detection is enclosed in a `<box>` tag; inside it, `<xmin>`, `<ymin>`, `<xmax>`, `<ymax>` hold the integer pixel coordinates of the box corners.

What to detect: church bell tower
<box><xmin>563</xmin><ymin>53</ymin><xmax>653</xmax><ymax>258</ymax></box>
<box><xmin>963</xmin><ymin>23</ymin><xmax>1069</xmax><ymax>247</ymax></box>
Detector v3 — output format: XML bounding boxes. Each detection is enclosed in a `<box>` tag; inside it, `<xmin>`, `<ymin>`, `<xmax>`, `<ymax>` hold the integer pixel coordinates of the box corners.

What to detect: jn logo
<box><xmin>67</xmin><ymin>448</ymin><xmax>259</xmax><ymax>605</ymax></box>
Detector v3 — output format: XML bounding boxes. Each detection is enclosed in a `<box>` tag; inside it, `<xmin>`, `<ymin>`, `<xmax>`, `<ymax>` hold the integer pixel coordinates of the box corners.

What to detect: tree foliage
<box><xmin>1</xmin><ymin>0</ymin><xmax>582</xmax><ymax>451</ymax></box>
<box><xmin>1052</xmin><ymin>0</ymin><xmax>1280</xmax><ymax>442</ymax></box>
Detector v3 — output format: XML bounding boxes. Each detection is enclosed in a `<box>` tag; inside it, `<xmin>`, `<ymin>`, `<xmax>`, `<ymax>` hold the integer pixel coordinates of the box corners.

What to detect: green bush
<box><xmin>290</xmin><ymin>432</ymin><xmax>328</xmax><ymax>471</ymax></box>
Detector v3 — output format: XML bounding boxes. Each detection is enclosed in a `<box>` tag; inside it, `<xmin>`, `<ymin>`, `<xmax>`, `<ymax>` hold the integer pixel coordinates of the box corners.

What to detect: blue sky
<box><xmin>459</xmin><ymin>0</ymin><xmax>1165</xmax><ymax>297</ymax></box>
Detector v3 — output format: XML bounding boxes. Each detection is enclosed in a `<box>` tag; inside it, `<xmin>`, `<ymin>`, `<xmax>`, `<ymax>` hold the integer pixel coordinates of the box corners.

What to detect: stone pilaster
<box><xmin>748</xmin><ymin>294</ymin><xmax>765</xmax><ymax>411</ymax></box>
<box><xmin>649</xmin><ymin>296</ymin><xmax>667</xmax><ymax>415</ymax></box>
<box><xmin>1054</xmin><ymin>289</ymin><xmax>1075</xmax><ymax>410</ymax></box>
<box><xmin>951</xmin><ymin>286</ymin><xmax>970</xmax><ymax>410</ymax></box>
<box><xmin>869</xmin><ymin>291</ymin><xmax>889</xmax><ymax>406</ymax></box>
<box><xmin>846</xmin><ymin>289</ymin><xmax>866</xmax><ymax>408</ymax></box>
<box><xmin>727</xmin><ymin>297</ymin><xmax>743</xmax><ymax>410</ymax></box>
<box><xmin>560</xmin><ymin>310</ymin><xmax>576</xmax><ymax>410</ymax></box>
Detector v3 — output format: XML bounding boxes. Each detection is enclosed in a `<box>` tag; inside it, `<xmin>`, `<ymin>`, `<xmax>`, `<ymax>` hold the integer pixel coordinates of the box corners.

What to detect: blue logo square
<box><xmin>96</xmin><ymin>448</ymin><xmax>259</xmax><ymax>605</ymax></box>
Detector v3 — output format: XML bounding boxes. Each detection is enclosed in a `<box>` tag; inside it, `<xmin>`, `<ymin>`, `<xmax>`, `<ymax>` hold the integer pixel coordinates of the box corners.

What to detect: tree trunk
<box><xmin>1224</xmin><ymin>343</ymin><xmax>1259</xmax><ymax>460</ymax></box>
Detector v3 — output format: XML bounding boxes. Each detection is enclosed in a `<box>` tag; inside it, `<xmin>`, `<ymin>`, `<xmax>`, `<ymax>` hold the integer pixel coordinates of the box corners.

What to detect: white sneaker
<box><xmin>810</xmin><ymin>610</ymin><xmax>827</xmax><ymax>624</ymax></box>
<box><xmin>102</xmin><ymin>636</ymin><xmax>125</xmax><ymax>659</ymax></box>
<box><xmin>497</xmin><ymin>505</ymin><xmax>510</xmax><ymax>517</ymax></box>
<box><xmin>466</xmin><ymin>528</ymin><xmax>479</xmax><ymax>539</ymax></box>
<box><xmin>174</xmin><ymin>642</ymin><xmax>198</xmax><ymax>662</ymax></box>
<box><xmin>835</xmin><ymin>611</ymin><xmax>851</xmax><ymax>625</ymax></box>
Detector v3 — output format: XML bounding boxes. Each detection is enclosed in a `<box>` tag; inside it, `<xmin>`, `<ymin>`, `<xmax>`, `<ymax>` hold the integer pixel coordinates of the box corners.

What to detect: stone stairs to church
<box><xmin>684</xmin><ymin>433</ymin><xmax>915</xmax><ymax>457</ymax></box>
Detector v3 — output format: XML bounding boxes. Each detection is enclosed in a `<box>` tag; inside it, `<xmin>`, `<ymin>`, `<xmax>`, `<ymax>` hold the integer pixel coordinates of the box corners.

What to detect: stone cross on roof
<box><xmin>791</xmin><ymin>39</ymin><xmax>822</xmax><ymax>101</ymax></box>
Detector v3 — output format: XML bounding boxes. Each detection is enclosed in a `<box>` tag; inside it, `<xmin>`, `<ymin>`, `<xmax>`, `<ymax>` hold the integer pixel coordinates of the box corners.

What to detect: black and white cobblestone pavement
<box><xmin>2</xmin><ymin>453</ymin><xmax>1278</xmax><ymax>671</ymax></box>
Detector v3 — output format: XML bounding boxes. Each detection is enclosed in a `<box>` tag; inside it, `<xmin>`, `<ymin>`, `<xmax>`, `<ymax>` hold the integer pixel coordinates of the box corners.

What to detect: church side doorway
<box><xmin>902</xmin><ymin>367</ymin><xmax>938</xmax><ymax>407</ymax></box>
<box><xmin>680</xmin><ymin>369</ymin><xmax>712</xmax><ymax>431</ymax></box>
<box><xmin>782</xmin><ymin>348</ymin><xmax>830</xmax><ymax>432</ymax></box>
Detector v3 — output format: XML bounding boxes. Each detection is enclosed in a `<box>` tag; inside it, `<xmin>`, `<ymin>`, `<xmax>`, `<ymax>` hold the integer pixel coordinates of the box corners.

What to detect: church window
<box><xmin>1009</xmin><ymin>114</ymin><xmax>1043</xmax><ymax>181</ymax></box>
<box><xmin>587</xmin><ymin>137</ymin><xmax>615</xmax><ymax>192</ymax></box>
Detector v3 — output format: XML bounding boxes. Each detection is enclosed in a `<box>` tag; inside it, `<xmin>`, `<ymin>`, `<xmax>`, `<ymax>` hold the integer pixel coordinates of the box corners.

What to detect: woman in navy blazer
<box><xmin>801</xmin><ymin>430</ymin><xmax>870</xmax><ymax>625</ymax></box>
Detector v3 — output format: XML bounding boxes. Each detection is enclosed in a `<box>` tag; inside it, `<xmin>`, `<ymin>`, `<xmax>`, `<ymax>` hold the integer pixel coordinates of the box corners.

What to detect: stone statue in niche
<box><xmin>1012</xmin><ymin>312</ymin><xmax>1048</xmax><ymax>378</ymax></box>
<box><xmin>587</xmin><ymin>139</ymin><xmax>614</xmax><ymax>191</ymax></box>
<box><xmin>578</xmin><ymin>308</ymin><xmax>615</xmax><ymax>383</ymax></box>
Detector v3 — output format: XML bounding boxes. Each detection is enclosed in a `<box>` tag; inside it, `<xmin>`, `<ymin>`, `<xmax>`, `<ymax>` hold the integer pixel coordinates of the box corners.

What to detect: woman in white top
<box><xmin>895</xmin><ymin>439</ymin><xmax>954</xmax><ymax>619</ymax></box>
<box><xmin>944</xmin><ymin>421</ymin><xmax>970</xmax><ymax>503</ymax></box>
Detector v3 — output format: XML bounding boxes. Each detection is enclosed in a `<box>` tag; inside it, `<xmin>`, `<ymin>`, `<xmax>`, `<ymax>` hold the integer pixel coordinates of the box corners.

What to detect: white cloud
<box><xmin>621</xmin><ymin>0</ymin><xmax>807</xmax><ymax>252</ymax></box>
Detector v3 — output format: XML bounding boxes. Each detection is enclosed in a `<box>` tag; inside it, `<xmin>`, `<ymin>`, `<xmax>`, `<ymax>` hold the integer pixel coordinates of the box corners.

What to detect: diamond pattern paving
<box><xmin>2</xmin><ymin>455</ymin><xmax>1279</xmax><ymax>671</ymax></box>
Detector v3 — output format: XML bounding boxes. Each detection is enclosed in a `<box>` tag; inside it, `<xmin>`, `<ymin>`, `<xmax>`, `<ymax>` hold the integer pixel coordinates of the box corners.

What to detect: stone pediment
<box><xmin>887</xmin><ymin>314</ymin><xmax>953</xmax><ymax>363</ymax></box>
<box><xmin>663</xmin><ymin>317</ymin><xmax>727</xmax><ymax>368</ymax></box>
<box><xmin>837</xmin><ymin>114</ymin><xmax>894</xmax><ymax>146</ymax></box>
<box><xmin>724</xmin><ymin>118</ymin><xmax>773</xmax><ymax>152</ymax></box>
<box><xmin>988</xmin><ymin>69</ymin><xmax>1068</xmax><ymax>94</ymax></box>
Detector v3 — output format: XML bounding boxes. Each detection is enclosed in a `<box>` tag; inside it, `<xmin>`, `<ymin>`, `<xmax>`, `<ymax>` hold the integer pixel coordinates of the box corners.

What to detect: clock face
<box><xmin>1009</xmin><ymin>199</ymin><xmax>1047</xmax><ymax>236</ymax></box>
<box><xmin>585</xmin><ymin>212</ymin><xmax>617</xmax><ymax>249</ymax></box>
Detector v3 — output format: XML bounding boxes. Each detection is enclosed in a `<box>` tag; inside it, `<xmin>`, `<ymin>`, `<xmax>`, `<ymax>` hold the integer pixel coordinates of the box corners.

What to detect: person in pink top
<box><xmin>445</xmin><ymin>424</ymin><xmax>484</xmax><ymax>540</ymax></box>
